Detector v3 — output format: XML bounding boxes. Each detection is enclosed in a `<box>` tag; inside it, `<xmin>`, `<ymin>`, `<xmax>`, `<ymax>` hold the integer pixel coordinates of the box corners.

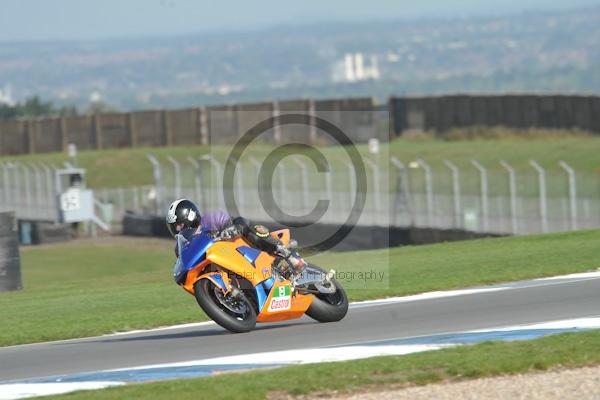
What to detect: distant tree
<box><xmin>0</xmin><ymin>104</ymin><xmax>19</xmax><ymax>119</ymax></box>
<box><xmin>17</xmin><ymin>96</ymin><xmax>54</xmax><ymax>117</ymax></box>
<box><xmin>0</xmin><ymin>96</ymin><xmax>80</xmax><ymax>120</ymax></box>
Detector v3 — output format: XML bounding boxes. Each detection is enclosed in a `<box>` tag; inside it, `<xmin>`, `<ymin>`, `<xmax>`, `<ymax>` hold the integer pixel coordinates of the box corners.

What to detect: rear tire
<box><xmin>304</xmin><ymin>266</ymin><xmax>349</xmax><ymax>323</ymax></box>
<box><xmin>194</xmin><ymin>279</ymin><xmax>256</xmax><ymax>333</ymax></box>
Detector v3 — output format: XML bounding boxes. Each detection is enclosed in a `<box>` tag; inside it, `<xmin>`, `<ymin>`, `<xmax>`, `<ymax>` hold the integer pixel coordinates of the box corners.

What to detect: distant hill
<box><xmin>0</xmin><ymin>5</ymin><xmax>598</xmax><ymax>110</ymax></box>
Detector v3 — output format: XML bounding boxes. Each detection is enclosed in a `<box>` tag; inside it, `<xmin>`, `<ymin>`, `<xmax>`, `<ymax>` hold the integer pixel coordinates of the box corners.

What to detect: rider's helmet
<box><xmin>166</xmin><ymin>199</ymin><xmax>201</xmax><ymax>237</ymax></box>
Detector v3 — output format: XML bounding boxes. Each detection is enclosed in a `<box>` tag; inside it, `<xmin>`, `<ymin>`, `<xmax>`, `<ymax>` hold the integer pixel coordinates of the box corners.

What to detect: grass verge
<box><xmin>43</xmin><ymin>329</ymin><xmax>600</xmax><ymax>400</ymax></box>
<box><xmin>0</xmin><ymin>229</ymin><xmax>599</xmax><ymax>346</ymax></box>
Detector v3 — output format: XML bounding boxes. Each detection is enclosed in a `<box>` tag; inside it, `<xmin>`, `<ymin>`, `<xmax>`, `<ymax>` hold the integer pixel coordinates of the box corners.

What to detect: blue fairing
<box><xmin>255</xmin><ymin>277</ymin><xmax>276</xmax><ymax>310</ymax></box>
<box><xmin>236</xmin><ymin>246</ymin><xmax>261</xmax><ymax>267</ymax></box>
<box><xmin>182</xmin><ymin>233</ymin><xmax>214</xmax><ymax>270</ymax></box>
<box><xmin>174</xmin><ymin>233</ymin><xmax>214</xmax><ymax>284</ymax></box>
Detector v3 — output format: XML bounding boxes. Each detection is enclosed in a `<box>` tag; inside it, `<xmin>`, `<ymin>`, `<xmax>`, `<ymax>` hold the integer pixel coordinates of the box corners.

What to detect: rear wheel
<box><xmin>194</xmin><ymin>279</ymin><xmax>256</xmax><ymax>333</ymax></box>
<box><xmin>304</xmin><ymin>265</ymin><xmax>349</xmax><ymax>323</ymax></box>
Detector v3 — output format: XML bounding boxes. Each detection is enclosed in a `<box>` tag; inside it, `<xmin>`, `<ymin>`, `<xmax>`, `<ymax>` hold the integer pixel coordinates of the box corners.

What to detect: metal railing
<box><xmin>142</xmin><ymin>154</ymin><xmax>600</xmax><ymax>235</ymax></box>
<box><xmin>2</xmin><ymin>155</ymin><xmax>598</xmax><ymax>236</ymax></box>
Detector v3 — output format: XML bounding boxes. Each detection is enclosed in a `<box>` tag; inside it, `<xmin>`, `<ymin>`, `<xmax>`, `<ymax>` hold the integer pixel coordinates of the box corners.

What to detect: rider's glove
<box><xmin>219</xmin><ymin>226</ymin><xmax>238</xmax><ymax>240</ymax></box>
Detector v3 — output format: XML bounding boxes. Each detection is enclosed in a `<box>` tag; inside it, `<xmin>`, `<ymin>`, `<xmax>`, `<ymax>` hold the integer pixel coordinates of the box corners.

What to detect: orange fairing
<box><xmin>257</xmin><ymin>281</ymin><xmax>313</xmax><ymax>323</ymax></box>
<box><xmin>182</xmin><ymin>258</ymin><xmax>210</xmax><ymax>295</ymax></box>
<box><xmin>205</xmin><ymin>237</ymin><xmax>274</xmax><ymax>286</ymax></box>
<box><xmin>271</xmin><ymin>228</ymin><xmax>290</xmax><ymax>246</ymax></box>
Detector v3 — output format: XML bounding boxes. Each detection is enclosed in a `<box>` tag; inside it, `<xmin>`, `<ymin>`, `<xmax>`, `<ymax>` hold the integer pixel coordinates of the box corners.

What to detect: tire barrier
<box><xmin>123</xmin><ymin>212</ymin><xmax>171</xmax><ymax>238</ymax></box>
<box><xmin>121</xmin><ymin>213</ymin><xmax>502</xmax><ymax>250</ymax></box>
<box><xmin>18</xmin><ymin>220</ymin><xmax>72</xmax><ymax>245</ymax></box>
<box><xmin>0</xmin><ymin>212</ymin><xmax>22</xmax><ymax>292</ymax></box>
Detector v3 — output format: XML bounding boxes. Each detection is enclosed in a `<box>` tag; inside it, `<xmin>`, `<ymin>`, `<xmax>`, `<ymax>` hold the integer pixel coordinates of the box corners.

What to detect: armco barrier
<box><xmin>121</xmin><ymin>213</ymin><xmax>501</xmax><ymax>251</ymax></box>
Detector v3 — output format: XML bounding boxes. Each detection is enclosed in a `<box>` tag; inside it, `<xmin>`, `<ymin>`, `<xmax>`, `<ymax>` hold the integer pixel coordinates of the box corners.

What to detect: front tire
<box><xmin>194</xmin><ymin>279</ymin><xmax>256</xmax><ymax>333</ymax></box>
<box><xmin>305</xmin><ymin>266</ymin><xmax>349</xmax><ymax>323</ymax></box>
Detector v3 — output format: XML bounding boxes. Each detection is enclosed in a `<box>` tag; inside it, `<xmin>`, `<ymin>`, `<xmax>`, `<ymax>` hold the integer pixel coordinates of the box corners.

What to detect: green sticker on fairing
<box><xmin>274</xmin><ymin>285</ymin><xmax>291</xmax><ymax>297</ymax></box>
<box><xmin>268</xmin><ymin>285</ymin><xmax>292</xmax><ymax>312</ymax></box>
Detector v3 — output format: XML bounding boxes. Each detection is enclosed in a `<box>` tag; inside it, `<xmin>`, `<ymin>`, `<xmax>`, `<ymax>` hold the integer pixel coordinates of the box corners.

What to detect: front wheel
<box><xmin>194</xmin><ymin>279</ymin><xmax>256</xmax><ymax>333</ymax></box>
<box><xmin>304</xmin><ymin>266</ymin><xmax>349</xmax><ymax>323</ymax></box>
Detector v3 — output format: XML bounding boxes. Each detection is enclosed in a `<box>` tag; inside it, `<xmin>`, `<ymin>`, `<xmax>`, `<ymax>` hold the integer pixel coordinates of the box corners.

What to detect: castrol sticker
<box><xmin>268</xmin><ymin>285</ymin><xmax>292</xmax><ymax>312</ymax></box>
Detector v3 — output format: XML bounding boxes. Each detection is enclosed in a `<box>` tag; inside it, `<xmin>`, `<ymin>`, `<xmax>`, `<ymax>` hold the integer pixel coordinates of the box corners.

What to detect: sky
<box><xmin>1</xmin><ymin>0</ymin><xmax>599</xmax><ymax>42</ymax></box>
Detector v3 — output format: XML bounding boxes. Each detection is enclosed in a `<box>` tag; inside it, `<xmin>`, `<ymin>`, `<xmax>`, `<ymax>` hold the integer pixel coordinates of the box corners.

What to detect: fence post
<box><xmin>277</xmin><ymin>161</ymin><xmax>288</xmax><ymax>212</ymax></box>
<box><xmin>146</xmin><ymin>154</ymin><xmax>162</xmax><ymax>215</ymax></box>
<box><xmin>200</xmin><ymin>155</ymin><xmax>223</xmax><ymax>209</ymax></box>
<box><xmin>391</xmin><ymin>157</ymin><xmax>413</xmax><ymax>226</ymax></box>
<box><xmin>417</xmin><ymin>158</ymin><xmax>433</xmax><ymax>227</ymax></box>
<box><xmin>293</xmin><ymin>157</ymin><xmax>310</xmax><ymax>212</ymax></box>
<box><xmin>272</xmin><ymin>101</ymin><xmax>282</xmax><ymax>144</ymax></box>
<box><xmin>236</xmin><ymin>160</ymin><xmax>246</xmax><ymax>214</ymax></box>
<box><xmin>166</xmin><ymin>156</ymin><xmax>182</xmax><ymax>200</ymax></box>
<box><xmin>341</xmin><ymin>158</ymin><xmax>358</xmax><ymax>218</ymax></box>
<box><xmin>529</xmin><ymin>160</ymin><xmax>548</xmax><ymax>233</ymax></box>
<box><xmin>443</xmin><ymin>160</ymin><xmax>462</xmax><ymax>229</ymax></box>
<box><xmin>30</xmin><ymin>163</ymin><xmax>43</xmax><ymax>211</ymax></box>
<box><xmin>132</xmin><ymin>186</ymin><xmax>140</xmax><ymax>211</ymax></box>
<box><xmin>118</xmin><ymin>187</ymin><xmax>125</xmax><ymax>218</ymax></box>
<box><xmin>558</xmin><ymin>160</ymin><xmax>577</xmax><ymax>231</ymax></box>
<box><xmin>38</xmin><ymin>163</ymin><xmax>53</xmax><ymax>220</ymax></box>
<box><xmin>308</xmin><ymin>99</ymin><xmax>317</xmax><ymax>144</ymax></box>
<box><xmin>365</xmin><ymin>158</ymin><xmax>381</xmax><ymax>218</ymax></box>
<box><xmin>324</xmin><ymin>163</ymin><xmax>333</xmax><ymax>217</ymax></box>
<box><xmin>471</xmin><ymin>160</ymin><xmax>489</xmax><ymax>232</ymax></box>
<box><xmin>20</xmin><ymin>163</ymin><xmax>32</xmax><ymax>210</ymax></box>
<box><xmin>500</xmin><ymin>160</ymin><xmax>518</xmax><ymax>235</ymax></box>
<box><xmin>13</xmin><ymin>163</ymin><xmax>21</xmax><ymax>212</ymax></box>
<box><xmin>187</xmin><ymin>157</ymin><xmax>203</xmax><ymax>206</ymax></box>
<box><xmin>249</xmin><ymin>157</ymin><xmax>263</xmax><ymax>219</ymax></box>
<box><xmin>1</xmin><ymin>163</ymin><xmax>9</xmax><ymax>205</ymax></box>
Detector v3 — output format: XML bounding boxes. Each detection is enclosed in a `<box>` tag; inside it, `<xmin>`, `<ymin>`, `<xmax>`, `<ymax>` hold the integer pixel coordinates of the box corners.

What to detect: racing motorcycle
<box><xmin>173</xmin><ymin>227</ymin><xmax>348</xmax><ymax>333</ymax></box>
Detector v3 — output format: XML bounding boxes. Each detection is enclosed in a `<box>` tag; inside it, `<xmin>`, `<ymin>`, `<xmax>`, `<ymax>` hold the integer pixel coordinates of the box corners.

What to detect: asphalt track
<box><xmin>1</xmin><ymin>273</ymin><xmax>599</xmax><ymax>382</ymax></box>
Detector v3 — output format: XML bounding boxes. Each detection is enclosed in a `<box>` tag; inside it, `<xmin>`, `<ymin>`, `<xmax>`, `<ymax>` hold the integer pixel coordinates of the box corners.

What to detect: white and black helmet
<box><xmin>166</xmin><ymin>199</ymin><xmax>201</xmax><ymax>237</ymax></box>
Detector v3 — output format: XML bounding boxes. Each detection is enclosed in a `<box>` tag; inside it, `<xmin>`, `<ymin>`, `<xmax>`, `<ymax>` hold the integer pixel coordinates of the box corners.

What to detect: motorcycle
<box><xmin>172</xmin><ymin>227</ymin><xmax>348</xmax><ymax>333</ymax></box>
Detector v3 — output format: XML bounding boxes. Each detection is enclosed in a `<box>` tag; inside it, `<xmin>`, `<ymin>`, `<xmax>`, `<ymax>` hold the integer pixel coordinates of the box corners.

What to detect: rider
<box><xmin>166</xmin><ymin>198</ymin><xmax>306</xmax><ymax>274</ymax></box>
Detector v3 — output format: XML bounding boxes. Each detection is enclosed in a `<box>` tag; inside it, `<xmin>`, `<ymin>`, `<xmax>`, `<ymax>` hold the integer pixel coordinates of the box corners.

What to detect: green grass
<box><xmin>0</xmin><ymin>229</ymin><xmax>599</xmax><ymax>347</ymax></box>
<box><xmin>44</xmin><ymin>329</ymin><xmax>600</xmax><ymax>400</ymax></box>
<box><xmin>0</xmin><ymin>129</ymin><xmax>599</xmax><ymax>189</ymax></box>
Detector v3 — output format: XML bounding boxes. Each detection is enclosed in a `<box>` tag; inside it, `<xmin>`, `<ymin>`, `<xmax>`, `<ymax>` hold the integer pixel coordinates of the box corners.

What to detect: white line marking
<box><xmin>108</xmin><ymin>344</ymin><xmax>448</xmax><ymax>371</ymax></box>
<box><xmin>534</xmin><ymin>270</ymin><xmax>600</xmax><ymax>281</ymax></box>
<box><xmin>349</xmin><ymin>287</ymin><xmax>509</xmax><ymax>308</ymax></box>
<box><xmin>351</xmin><ymin>270</ymin><xmax>600</xmax><ymax>309</ymax></box>
<box><xmin>471</xmin><ymin>316</ymin><xmax>600</xmax><ymax>332</ymax></box>
<box><xmin>0</xmin><ymin>382</ymin><xmax>124</xmax><ymax>400</ymax></box>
